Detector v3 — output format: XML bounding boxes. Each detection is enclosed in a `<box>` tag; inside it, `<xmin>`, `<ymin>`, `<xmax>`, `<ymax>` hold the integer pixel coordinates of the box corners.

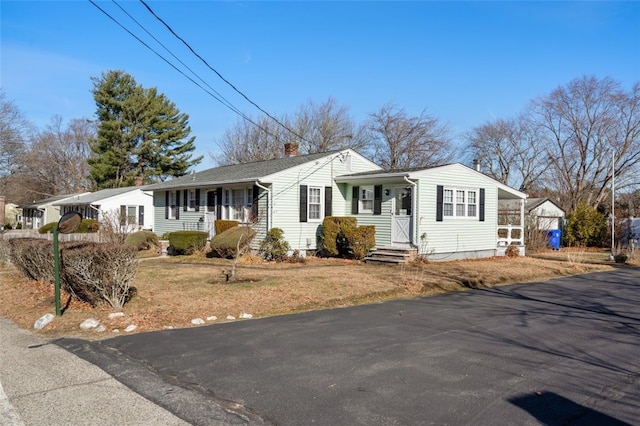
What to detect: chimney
<box><xmin>284</xmin><ymin>142</ymin><xmax>299</xmax><ymax>157</ymax></box>
<box><xmin>0</xmin><ymin>196</ymin><xmax>5</xmax><ymax>225</ymax></box>
<box><xmin>473</xmin><ymin>159</ymin><xmax>480</xmax><ymax>172</ymax></box>
<box><xmin>134</xmin><ymin>176</ymin><xmax>143</xmax><ymax>186</ymax></box>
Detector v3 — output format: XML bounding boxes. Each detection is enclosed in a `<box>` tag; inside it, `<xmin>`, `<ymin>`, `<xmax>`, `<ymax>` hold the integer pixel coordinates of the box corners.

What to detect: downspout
<box><xmin>255</xmin><ymin>181</ymin><xmax>271</xmax><ymax>231</ymax></box>
<box><xmin>403</xmin><ymin>175</ymin><xmax>418</xmax><ymax>248</ymax></box>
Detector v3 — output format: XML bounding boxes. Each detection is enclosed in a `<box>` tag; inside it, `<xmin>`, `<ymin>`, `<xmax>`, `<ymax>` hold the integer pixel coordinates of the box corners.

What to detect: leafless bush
<box><xmin>99</xmin><ymin>209</ymin><xmax>136</xmax><ymax>245</ymax></box>
<box><xmin>61</xmin><ymin>243</ymin><xmax>138</xmax><ymax>309</ymax></box>
<box><xmin>8</xmin><ymin>238</ymin><xmax>55</xmax><ymax>282</ymax></box>
<box><xmin>0</xmin><ymin>239</ymin><xmax>11</xmax><ymax>267</ymax></box>
<box><xmin>505</xmin><ymin>244</ymin><xmax>520</xmax><ymax>258</ymax></box>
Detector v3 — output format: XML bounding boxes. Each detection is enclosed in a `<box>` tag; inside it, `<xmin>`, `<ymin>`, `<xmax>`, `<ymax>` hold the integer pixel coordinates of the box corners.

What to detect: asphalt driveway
<box><xmin>58</xmin><ymin>268</ymin><xmax>640</xmax><ymax>425</ymax></box>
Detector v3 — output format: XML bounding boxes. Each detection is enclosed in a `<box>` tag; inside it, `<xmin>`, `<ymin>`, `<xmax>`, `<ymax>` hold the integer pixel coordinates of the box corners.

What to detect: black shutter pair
<box><xmin>299</xmin><ymin>186</ymin><xmax>333</xmax><ymax>222</ymax></box>
<box><xmin>436</xmin><ymin>185</ymin><xmax>484</xmax><ymax>222</ymax></box>
<box><xmin>351</xmin><ymin>185</ymin><xmax>382</xmax><ymax>215</ymax></box>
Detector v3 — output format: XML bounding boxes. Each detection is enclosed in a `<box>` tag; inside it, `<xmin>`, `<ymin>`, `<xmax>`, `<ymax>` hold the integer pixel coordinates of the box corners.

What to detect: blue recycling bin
<box><xmin>547</xmin><ymin>229</ymin><xmax>562</xmax><ymax>250</ymax></box>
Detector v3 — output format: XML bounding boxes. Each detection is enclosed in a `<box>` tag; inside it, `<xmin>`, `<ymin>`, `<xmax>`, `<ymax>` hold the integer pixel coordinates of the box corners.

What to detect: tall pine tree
<box><xmin>89</xmin><ymin>70</ymin><xmax>202</xmax><ymax>189</ymax></box>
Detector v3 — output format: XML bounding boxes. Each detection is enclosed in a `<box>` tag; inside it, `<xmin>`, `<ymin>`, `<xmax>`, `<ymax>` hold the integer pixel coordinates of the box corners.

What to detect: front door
<box><xmin>205</xmin><ymin>190</ymin><xmax>217</xmax><ymax>238</ymax></box>
<box><xmin>391</xmin><ymin>186</ymin><xmax>412</xmax><ymax>247</ymax></box>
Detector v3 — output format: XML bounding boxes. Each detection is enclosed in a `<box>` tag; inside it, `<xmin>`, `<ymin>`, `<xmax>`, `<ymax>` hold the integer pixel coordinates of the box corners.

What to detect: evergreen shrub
<box><xmin>344</xmin><ymin>225</ymin><xmax>376</xmax><ymax>260</ymax></box>
<box><xmin>168</xmin><ymin>231</ymin><xmax>208</xmax><ymax>255</ymax></box>
<box><xmin>259</xmin><ymin>228</ymin><xmax>290</xmax><ymax>261</ymax></box>
<box><xmin>208</xmin><ymin>226</ymin><xmax>255</xmax><ymax>258</ymax></box>
<box><xmin>321</xmin><ymin>216</ymin><xmax>357</xmax><ymax>256</ymax></box>
<box><xmin>125</xmin><ymin>230</ymin><xmax>159</xmax><ymax>251</ymax></box>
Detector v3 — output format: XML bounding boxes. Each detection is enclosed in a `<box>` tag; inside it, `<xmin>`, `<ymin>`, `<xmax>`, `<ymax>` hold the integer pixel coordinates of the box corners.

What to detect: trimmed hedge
<box><xmin>168</xmin><ymin>231</ymin><xmax>208</xmax><ymax>255</ymax></box>
<box><xmin>321</xmin><ymin>216</ymin><xmax>357</xmax><ymax>256</ymax></box>
<box><xmin>38</xmin><ymin>218</ymin><xmax>99</xmax><ymax>234</ymax></box>
<box><xmin>125</xmin><ymin>230</ymin><xmax>159</xmax><ymax>251</ymax></box>
<box><xmin>208</xmin><ymin>226</ymin><xmax>255</xmax><ymax>258</ymax></box>
<box><xmin>344</xmin><ymin>225</ymin><xmax>376</xmax><ymax>260</ymax></box>
<box><xmin>215</xmin><ymin>220</ymin><xmax>238</xmax><ymax>235</ymax></box>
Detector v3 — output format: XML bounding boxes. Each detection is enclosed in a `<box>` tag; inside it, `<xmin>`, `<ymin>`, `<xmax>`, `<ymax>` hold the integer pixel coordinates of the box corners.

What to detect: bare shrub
<box><xmin>0</xmin><ymin>239</ymin><xmax>11</xmax><ymax>267</ymax></box>
<box><xmin>99</xmin><ymin>209</ymin><xmax>136</xmax><ymax>245</ymax></box>
<box><xmin>8</xmin><ymin>239</ymin><xmax>55</xmax><ymax>282</ymax></box>
<box><xmin>505</xmin><ymin>244</ymin><xmax>520</xmax><ymax>258</ymax></box>
<box><xmin>60</xmin><ymin>243</ymin><xmax>138</xmax><ymax>309</ymax></box>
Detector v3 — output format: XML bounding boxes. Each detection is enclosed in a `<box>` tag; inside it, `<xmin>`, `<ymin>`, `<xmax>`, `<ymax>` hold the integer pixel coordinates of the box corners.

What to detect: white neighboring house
<box><xmin>55</xmin><ymin>186</ymin><xmax>154</xmax><ymax>233</ymax></box>
<box><xmin>21</xmin><ymin>193</ymin><xmax>90</xmax><ymax>230</ymax></box>
<box><xmin>500</xmin><ymin>197</ymin><xmax>565</xmax><ymax>231</ymax></box>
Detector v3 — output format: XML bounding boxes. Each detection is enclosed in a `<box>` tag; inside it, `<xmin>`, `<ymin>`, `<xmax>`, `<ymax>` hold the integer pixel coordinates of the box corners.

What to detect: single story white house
<box><xmin>148</xmin><ymin>144</ymin><xmax>527</xmax><ymax>261</ymax></box>
<box><xmin>54</xmin><ymin>186</ymin><xmax>154</xmax><ymax>232</ymax></box>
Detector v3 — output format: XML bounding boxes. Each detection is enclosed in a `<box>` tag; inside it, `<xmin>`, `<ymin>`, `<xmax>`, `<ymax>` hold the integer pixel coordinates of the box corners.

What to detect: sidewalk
<box><xmin>0</xmin><ymin>316</ymin><xmax>189</xmax><ymax>426</ymax></box>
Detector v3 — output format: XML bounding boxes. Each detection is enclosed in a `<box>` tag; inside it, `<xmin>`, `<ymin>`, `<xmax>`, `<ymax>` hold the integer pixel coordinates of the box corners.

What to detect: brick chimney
<box><xmin>134</xmin><ymin>176</ymin><xmax>143</xmax><ymax>186</ymax></box>
<box><xmin>284</xmin><ymin>142</ymin><xmax>299</xmax><ymax>157</ymax></box>
<box><xmin>0</xmin><ymin>196</ymin><xmax>5</xmax><ymax>225</ymax></box>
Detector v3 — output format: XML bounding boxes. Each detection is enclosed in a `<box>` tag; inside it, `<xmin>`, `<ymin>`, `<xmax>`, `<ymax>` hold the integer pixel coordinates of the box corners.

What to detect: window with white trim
<box><xmin>443</xmin><ymin>188</ymin><xmax>478</xmax><ymax>218</ymax></box>
<box><xmin>223</xmin><ymin>187</ymin><xmax>253</xmax><ymax>222</ymax></box>
<box><xmin>359</xmin><ymin>186</ymin><xmax>374</xmax><ymax>213</ymax></box>
<box><xmin>187</xmin><ymin>189</ymin><xmax>197</xmax><ymax>211</ymax></box>
<box><xmin>308</xmin><ymin>186</ymin><xmax>322</xmax><ymax>221</ymax></box>
<box><xmin>168</xmin><ymin>190</ymin><xmax>178</xmax><ymax>219</ymax></box>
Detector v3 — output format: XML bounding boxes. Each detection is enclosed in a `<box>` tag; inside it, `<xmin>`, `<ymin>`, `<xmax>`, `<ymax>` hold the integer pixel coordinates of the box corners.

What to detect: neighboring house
<box><xmin>147</xmin><ymin>145</ymin><xmax>382</xmax><ymax>246</ymax></box>
<box><xmin>500</xmin><ymin>197</ymin><xmax>565</xmax><ymax>230</ymax></box>
<box><xmin>336</xmin><ymin>163</ymin><xmax>527</xmax><ymax>260</ymax></box>
<box><xmin>54</xmin><ymin>186</ymin><xmax>154</xmax><ymax>232</ymax></box>
<box><xmin>21</xmin><ymin>193</ymin><xmax>89</xmax><ymax>230</ymax></box>
<box><xmin>149</xmin><ymin>145</ymin><xmax>527</xmax><ymax>260</ymax></box>
<box><xmin>622</xmin><ymin>217</ymin><xmax>640</xmax><ymax>248</ymax></box>
<box><xmin>0</xmin><ymin>196</ymin><xmax>22</xmax><ymax>228</ymax></box>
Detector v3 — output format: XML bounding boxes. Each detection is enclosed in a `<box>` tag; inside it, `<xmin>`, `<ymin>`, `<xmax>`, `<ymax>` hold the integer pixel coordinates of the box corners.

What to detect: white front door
<box><xmin>391</xmin><ymin>186</ymin><xmax>412</xmax><ymax>247</ymax></box>
<box><xmin>205</xmin><ymin>190</ymin><xmax>217</xmax><ymax>238</ymax></box>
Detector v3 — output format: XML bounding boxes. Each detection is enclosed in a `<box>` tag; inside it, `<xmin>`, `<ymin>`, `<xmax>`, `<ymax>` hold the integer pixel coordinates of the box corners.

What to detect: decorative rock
<box><xmin>162</xmin><ymin>325</ymin><xmax>174</xmax><ymax>330</ymax></box>
<box><xmin>124</xmin><ymin>324</ymin><xmax>137</xmax><ymax>332</ymax></box>
<box><xmin>112</xmin><ymin>329</ymin><xmax>120</xmax><ymax>333</ymax></box>
<box><xmin>108</xmin><ymin>312</ymin><xmax>125</xmax><ymax>319</ymax></box>
<box><xmin>239</xmin><ymin>312</ymin><xmax>253</xmax><ymax>319</ymax></box>
<box><xmin>80</xmin><ymin>318</ymin><xmax>100</xmax><ymax>330</ymax></box>
<box><xmin>34</xmin><ymin>313</ymin><xmax>55</xmax><ymax>330</ymax></box>
<box><xmin>191</xmin><ymin>318</ymin><xmax>205</xmax><ymax>325</ymax></box>
<box><xmin>226</xmin><ymin>315</ymin><xmax>236</xmax><ymax>320</ymax></box>
<box><xmin>95</xmin><ymin>325</ymin><xmax>106</xmax><ymax>333</ymax></box>
<box><xmin>207</xmin><ymin>316</ymin><xmax>218</xmax><ymax>321</ymax></box>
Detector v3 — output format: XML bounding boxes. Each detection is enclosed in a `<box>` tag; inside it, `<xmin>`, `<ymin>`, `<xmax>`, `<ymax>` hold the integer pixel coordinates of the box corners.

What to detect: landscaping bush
<box><xmin>38</xmin><ymin>222</ymin><xmax>57</xmax><ymax>234</ymax></box>
<box><xmin>38</xmin><ymin>219</ymin><xmax>99</xmax><ymax>234</ymax></box>
<box><xmin>168</xmin><ymin>230</ymin><xmax>208</xmax><ymax>255</ymax></box>
<box><xmin>77</xmin><ymin>218</ymin><xmax>99</xmax><ymax>233</ymax></box>
<box><xmin>321</xmin><ymin>216</ymin><xmax>357</xmax><ymax>256</ymax></box>
<box><xmin>215</xmin><ymin>220</ymin><xmax>238</xmax><ymax>235</ymax></box>
<box><xmin>125</xmin><ymin>230</ymin><xmax>159</xmax><ymax>251</ymax></box>
<box><xmin>344</xmin><ymin>225</ymin><xmax>376</xmax><ymax>260</ymax></box>
<box><xmin>259</xmin><ymin>228</ymin><xmax>290</xmax><ymax>261</ymax></box>
<box><xmin>60</xmin><ymin>242</ymin><xmax>138</xmax><ymax>308</ymax></box>
<box><xmin>208</xmin><ymin>226</ymin><xmax>256</xmax><ymax>259</ymax></box>
<box><xmin>505</xmin><ymin>244</ymin><xmax>520</xmax><ymax>258</ymax></box>
<box><xmin>0</xmin><ymin>240</ymin><xmax>11</xmax><ymax>267</ymax></box>
<box><xmin>565</xmin><ymin>202</ymin><xmax>607</xmax><ymax>247</ymax></box>
<box><xmin>8</xmin><ymin>238</ymin><xmax>55</xmax><ymax>282</ymax></box>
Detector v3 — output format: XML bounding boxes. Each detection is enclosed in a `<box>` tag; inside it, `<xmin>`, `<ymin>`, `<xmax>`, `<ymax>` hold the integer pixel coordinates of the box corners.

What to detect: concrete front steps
<box><xmin>365</xmin><ymin>247</ymin><xmax>418</xmax><ymax>265</ymax></box>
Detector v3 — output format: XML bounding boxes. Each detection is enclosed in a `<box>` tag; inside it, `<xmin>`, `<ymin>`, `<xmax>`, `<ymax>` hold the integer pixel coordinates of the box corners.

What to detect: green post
<box><xmin>53</xmin><ymin>226</ymin><xmax>61</xmax><ymax>316</ymax></box>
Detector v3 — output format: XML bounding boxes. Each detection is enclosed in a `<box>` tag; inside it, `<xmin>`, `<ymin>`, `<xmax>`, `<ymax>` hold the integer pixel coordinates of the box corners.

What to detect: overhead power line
<box><xmin>88</xmin><ymin>0</ymin><xmax>279</xmax><ymax>139</ymax></box>
<box><xmin>138</xmin><ymin>0</ymin><xmax>308</xmax><ymax>143</ymax></box>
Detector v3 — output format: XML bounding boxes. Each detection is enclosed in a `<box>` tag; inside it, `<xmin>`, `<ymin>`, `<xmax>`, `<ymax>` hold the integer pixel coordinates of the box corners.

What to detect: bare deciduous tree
<box><xmin>0</xmin><ymin>91</ymin><xmax>34</xmax><ymax>196</ymax></box>
<box><xmin>465</xmin><ymin>114</ymin><xmax>549</xmax><ymax>191</ymax></box>
<box><xmin>531</xmin><ymin>76</ymin><xmax>640</xmax><ymax>212</ymax></box>
<box><xmin>364</xmin><ymin>102</ymin><xmax>454</xmax><ymax>170</ymax></box>
<box><xmin>212</xmin><ymin>98</ymin><xmax>363</xmax><ymax>165</ymax></box>
<box><xmin>26</xmin><ymin>116</ymin><xmax>95</xmax><ymax>194</ymax></box>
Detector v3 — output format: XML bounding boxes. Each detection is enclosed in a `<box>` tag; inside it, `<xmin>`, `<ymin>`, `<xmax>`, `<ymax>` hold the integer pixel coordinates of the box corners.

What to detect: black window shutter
<box><xmin>183</xmin><ymin>189</ymin><xmax>188</xmax><ymax>211</ymax></box>
<box><xmin>138</xmin><ymin>205</ymin><xmax>144</xmax><ymax>226</ymax></box>
<box><xmin>165</xmin><ymin>192</ymin><xmax>169</xmax><ymax>219</ymax></box>
<box><xmin>374</xmin><ymin>185</ymin><xmax>382</xmax><ymax>215</ymax></box>
<box><xmin>351</xmin><ymin>186</ymin><xmax>359</xmax><ymax>214</ymax></box>
<box><xmin>119</xmin><ymin>205</ymin><xmax>126</xmax><ymax>226</ymax></box>
<box><xmin>175</xmin><ymin>191</ymin><xmax>180</xmax><ymax>220</ymax></box>
<box><xmin>436</xmin><ymin>185</ymin><xmax>444</xmax><ymax>222</ymax></box>
<box><xmin>479</xmin><ymin>188</ymin><xmax>485</xmax><ymax>222</ymax></box>
<box><xmin>252</xmin><ymin>185</ymin><xmax>260</xmax><ymax>221</ymax></box>
<box><xmin>324</xmin><ymin>186</ymin><xmax>332</xmax><ymax>217</ymax></box>
<box><xmin>216</xmin><ymin>188</ymin><xmax>222</xmax><ymax>220</ymax></box>
<box><xmin>300</xmin><ymin>185</ymin><xmax>308</xmax><ymax>222</ymax></box>
<box><xmin>195</xmin><ymin>189</ymin><xmax>200</xmax><ymax>212</ymax></box>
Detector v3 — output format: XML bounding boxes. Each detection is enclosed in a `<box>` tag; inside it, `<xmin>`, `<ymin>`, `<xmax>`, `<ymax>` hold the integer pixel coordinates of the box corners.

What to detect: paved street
<box><xmin>54</xmin><ymin>268</ymin><xmax>640</xmax><ymax>425</ymax></box>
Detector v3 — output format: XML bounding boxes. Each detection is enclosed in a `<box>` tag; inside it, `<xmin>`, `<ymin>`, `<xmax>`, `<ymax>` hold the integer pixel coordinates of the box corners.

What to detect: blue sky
<box><xmin>2</xmin><ymin>1</ymin><xmax>639</xmax><ymax>170</ymax></box>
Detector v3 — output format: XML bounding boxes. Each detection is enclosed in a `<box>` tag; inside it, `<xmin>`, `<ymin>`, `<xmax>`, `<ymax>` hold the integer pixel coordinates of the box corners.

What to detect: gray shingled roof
<box><xmin>146</xmin><ymin>151</ymin><xmax>341</xmax><ymax>190</ymax></box>
<box><xmin>21</xmin><ymin>193</ymin><xmax>84</xmax><ymax>209</ymax></box>
<box><xmin>55</xmin><ymin>186</ymin><xmax>151</xmax><ymax>206</ymax></box>
<box><xmin>499</xmin><ymin>198</ymin><xmax>559</xmax><ymax>213</ymax></box>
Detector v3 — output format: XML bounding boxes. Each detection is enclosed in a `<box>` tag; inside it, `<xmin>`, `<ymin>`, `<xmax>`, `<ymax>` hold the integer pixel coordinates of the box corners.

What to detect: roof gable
<box><xmin>55</xmin><ymin>186</ymin><xmax>151</xmax><ymax>206</ymax></box>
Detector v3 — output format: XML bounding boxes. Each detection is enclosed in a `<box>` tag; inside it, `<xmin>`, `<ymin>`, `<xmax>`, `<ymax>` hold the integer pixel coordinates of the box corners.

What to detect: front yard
<box><xmin>0</xmin><ymin>251</ymin><xmax>623</xmax><ymax>339</ymax></box>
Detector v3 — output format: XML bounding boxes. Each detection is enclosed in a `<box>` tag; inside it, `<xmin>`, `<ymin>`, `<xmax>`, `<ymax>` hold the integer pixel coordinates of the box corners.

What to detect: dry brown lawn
<box><xmin>0</xmin><ymin>250</ymin><xmax>628</xmax><ymax>340</ymax></box>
